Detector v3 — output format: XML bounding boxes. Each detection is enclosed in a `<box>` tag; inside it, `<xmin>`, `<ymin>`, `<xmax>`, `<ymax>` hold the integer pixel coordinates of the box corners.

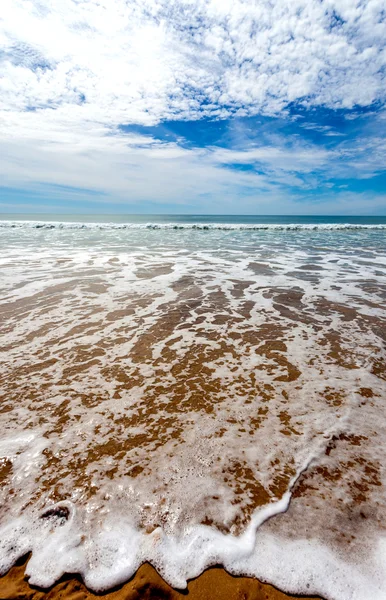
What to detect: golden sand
<box><xmin>0</xmin><ymin>557</ymin><xmax>322</xmax><ymax>600</ymax></box>
<box><xmin>1</xmin><ymin>247</ymin><xmax>385</xmax><ymax>599</ymax></box>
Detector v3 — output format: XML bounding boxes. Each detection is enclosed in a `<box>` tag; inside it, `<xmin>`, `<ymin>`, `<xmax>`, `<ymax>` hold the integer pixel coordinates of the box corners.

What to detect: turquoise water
<box><xmin>0</xmin><ymin>214</ymin><xmax>385</xmax><ymax>254</ymax></box>
<box><xmin>1</xmin><ymin>214</ymin><xmax>386</xmax><ymax>225</ymax></box>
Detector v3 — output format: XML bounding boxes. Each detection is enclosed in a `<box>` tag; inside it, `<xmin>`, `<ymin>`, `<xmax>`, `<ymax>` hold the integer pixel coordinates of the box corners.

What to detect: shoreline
<box><xmin>0</xmin><ymin>557</ymin><xmax>324</xmax><ymax>600</ymax></box>
<box><xmin>1</xmin><ymin>224</ymin><xmax>384</xmax><ymax>600</ymax></box>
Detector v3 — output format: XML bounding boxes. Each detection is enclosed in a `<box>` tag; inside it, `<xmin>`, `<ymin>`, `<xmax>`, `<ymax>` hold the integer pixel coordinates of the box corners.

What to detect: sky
<box><xmin>1</xmin><ymin>0</ymin><xmax>386</xmax><ymax>215</ymax></box>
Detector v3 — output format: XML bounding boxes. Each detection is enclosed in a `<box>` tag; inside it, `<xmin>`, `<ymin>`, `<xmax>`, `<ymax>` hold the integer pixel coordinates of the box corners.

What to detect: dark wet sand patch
<box><xmin>296</xmin><ymin>265</ymin><xmax>324</xmax><ymax>271</ymax></box>
<box><xmin>136</xmin><ymin>265</ymin><xmax>174</xmax><ymax>279</ymax></box>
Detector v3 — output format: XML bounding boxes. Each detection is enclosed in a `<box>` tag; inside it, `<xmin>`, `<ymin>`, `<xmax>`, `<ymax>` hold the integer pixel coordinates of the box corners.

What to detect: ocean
<box><xmin>0</xmin><ymin>214</ymin><xmax>385</xmax><ymax>599</ymax></box>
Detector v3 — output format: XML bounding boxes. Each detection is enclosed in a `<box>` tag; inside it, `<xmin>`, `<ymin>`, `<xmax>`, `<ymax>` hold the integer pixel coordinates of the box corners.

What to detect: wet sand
<box><xmin>0</xmin><ymin>558</ymin><xmax>322</xmax><ymax>600</ymax></box>
<box><xmin>1</xmin><ymin>229</ymin><xmax>385</xmax><ymax>599</ymax></box>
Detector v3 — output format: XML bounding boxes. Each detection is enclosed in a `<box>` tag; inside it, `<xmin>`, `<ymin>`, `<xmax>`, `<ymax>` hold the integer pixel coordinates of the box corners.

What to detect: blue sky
<box><xmin>1</xmin><ymin>0</ymin><xmax>386</xmax><ymax>214</ymax></box>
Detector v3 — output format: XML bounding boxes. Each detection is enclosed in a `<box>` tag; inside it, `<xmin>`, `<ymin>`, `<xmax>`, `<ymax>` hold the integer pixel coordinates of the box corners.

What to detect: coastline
<box><xmin>1</xmin><ymin>219</ymin><xmax>385</xmax><ymax>599</ymax></box>
<box><xmin>0</xmin><ymin>557</ymin><xmax>323</xmax><ymax>600</ymax></box>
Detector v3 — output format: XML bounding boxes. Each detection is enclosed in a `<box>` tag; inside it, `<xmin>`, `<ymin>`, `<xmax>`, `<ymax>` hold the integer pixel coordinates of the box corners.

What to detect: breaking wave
<box><xmin>1</xmin><ymin>220</ymin><xmax>386</xmax><ymax>231</ymax></box>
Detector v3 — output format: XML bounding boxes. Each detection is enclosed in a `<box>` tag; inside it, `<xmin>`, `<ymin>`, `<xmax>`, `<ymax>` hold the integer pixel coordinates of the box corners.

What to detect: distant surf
<box><xmin>1</xmin><ymin>219</ymin><xmax>386</xmax><ymax>230</ymax></box>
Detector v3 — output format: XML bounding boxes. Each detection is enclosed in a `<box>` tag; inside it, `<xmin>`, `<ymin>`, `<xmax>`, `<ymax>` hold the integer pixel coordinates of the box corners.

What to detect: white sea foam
<box><xmin>0</xmin><ymin>219</ymin><xmax>386</xmax><ymax>230</ymax></box>
<box><xmin>0</xmin><ymin>228</ymin><xmax>386</xmax><ymax>598</ymax></box>
<box><xmin>1</xmin><ymin>491</ymin><xmax>386</xmax><ymax>599</ymax></box>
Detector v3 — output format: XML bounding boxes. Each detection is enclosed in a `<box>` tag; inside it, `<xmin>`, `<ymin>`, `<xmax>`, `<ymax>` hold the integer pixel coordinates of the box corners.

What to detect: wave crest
<box><xmin>1</xmin><ymin>220</ymin><xmax>386</xmax><ymax>231</ymax></box>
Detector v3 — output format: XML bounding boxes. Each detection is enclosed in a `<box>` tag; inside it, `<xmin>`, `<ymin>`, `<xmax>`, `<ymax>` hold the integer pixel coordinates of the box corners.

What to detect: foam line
<box><xmin>1</xmin><ymin>220</ymin><xmax>386</xmax><ymax>230</ymax></box>
<box><xmin>0</xmin><ymin>491</ymin><xmax>385</xmax><ymax>599</ymax></box>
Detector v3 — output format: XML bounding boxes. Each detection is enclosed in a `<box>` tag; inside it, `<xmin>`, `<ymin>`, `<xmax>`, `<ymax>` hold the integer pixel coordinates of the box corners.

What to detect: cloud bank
<box><xmin>1</xmin><ymin>0</ymin><xmax>386</xmax><ymax>212</ymax></box>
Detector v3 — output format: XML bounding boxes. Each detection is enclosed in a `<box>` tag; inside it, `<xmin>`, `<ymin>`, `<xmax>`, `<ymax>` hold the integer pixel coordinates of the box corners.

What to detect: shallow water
<box><xmin>0</xmin><ymin>216</ymin><xmax>385</xmax><ymax>599</ymax></box>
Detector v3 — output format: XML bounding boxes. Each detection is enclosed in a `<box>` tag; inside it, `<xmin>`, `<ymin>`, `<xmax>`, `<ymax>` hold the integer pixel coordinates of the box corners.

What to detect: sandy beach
<box><xmin>0</xmin><ymin>220</ymin><xmax>385</xmax><ymax>599</ymax></box>
<box><xmin>0</xmin><ymin>558</ymin><xmax>322</xmax><ymax>600</ymax></box>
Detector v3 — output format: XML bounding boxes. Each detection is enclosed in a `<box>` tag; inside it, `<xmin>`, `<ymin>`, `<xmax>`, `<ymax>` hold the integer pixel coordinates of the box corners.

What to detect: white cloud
<box><xmin>0</xmin><ymin>0</ymin><xmax>385</xmax><ymax>210</ymax></box>
<box><xmin>211</xmin><ymin>145</ymin><xmax>331</xmax><ymax>173</ymax></box>
<box><xmin>2</xmin><ymin>0</ymin><xmax>386</xmax><ymax>123</ymax></box>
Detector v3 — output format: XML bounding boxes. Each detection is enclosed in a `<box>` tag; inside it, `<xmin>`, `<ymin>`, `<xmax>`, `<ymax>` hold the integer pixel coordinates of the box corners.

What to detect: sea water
<box><xmin>0</xmin><ymin>215</ymin><xmax>385</xmax><ymax>599</ymax></box>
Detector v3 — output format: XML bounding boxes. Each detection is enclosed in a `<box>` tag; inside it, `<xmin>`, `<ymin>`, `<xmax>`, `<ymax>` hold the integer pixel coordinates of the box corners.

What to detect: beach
<box><xmin>0</xmin><ymin>558</ymin><xmax>323</xmax><ymax>600</ymax></box>
<box><xmin>0</xmin><ymin>216</ymin><xmax>385</xmax><ymax>599</ymax></box>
